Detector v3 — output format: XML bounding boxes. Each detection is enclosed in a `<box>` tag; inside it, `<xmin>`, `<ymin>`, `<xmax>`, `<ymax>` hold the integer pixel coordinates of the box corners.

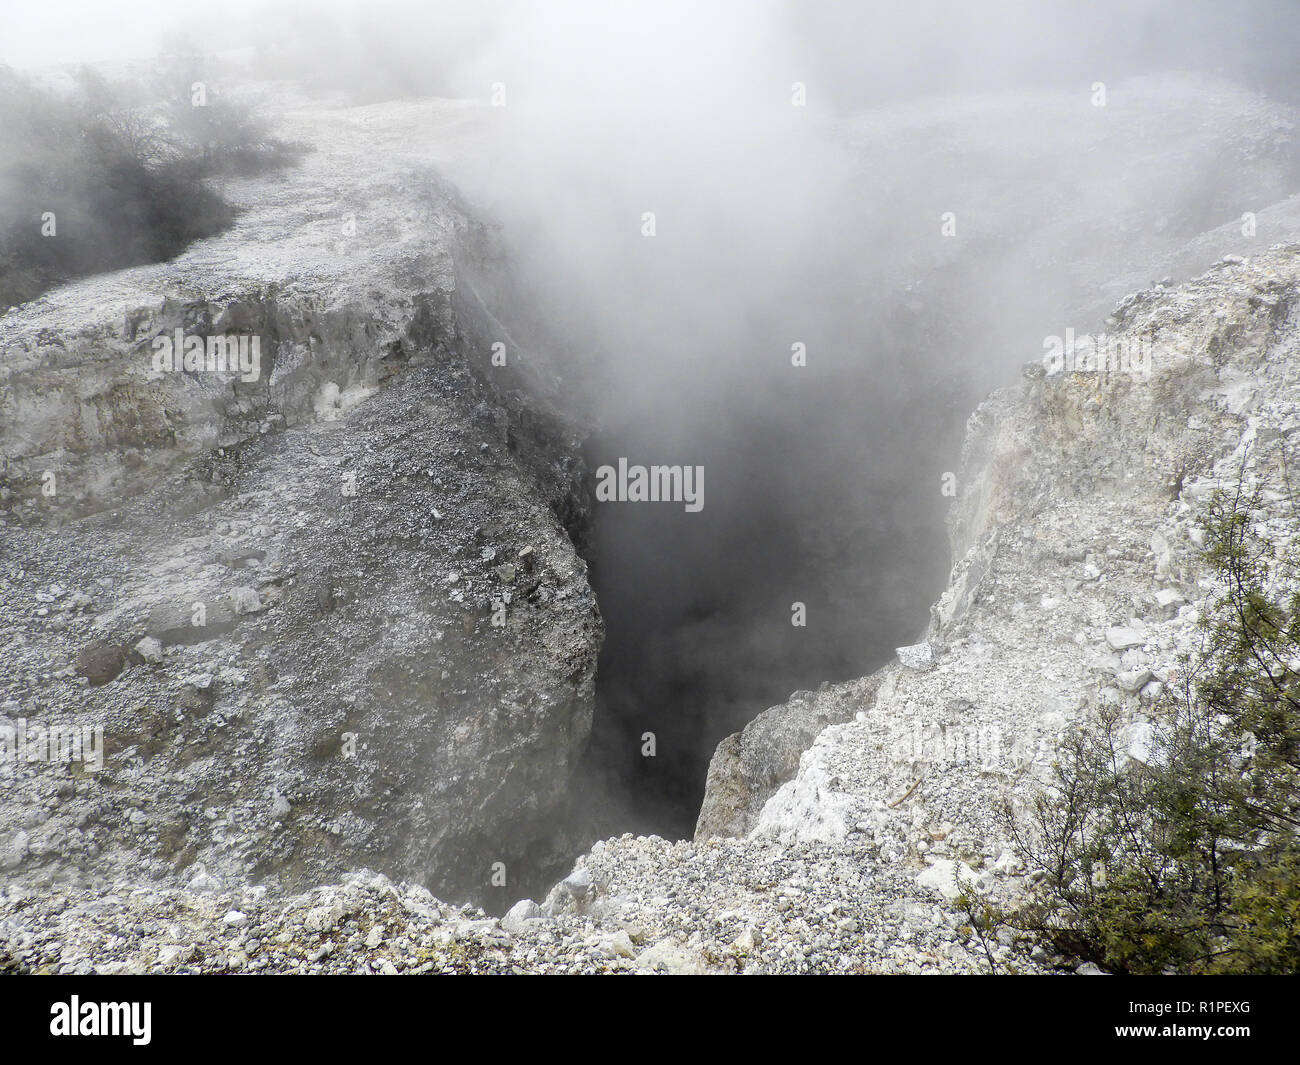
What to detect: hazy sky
<box><xmin>0</xmin><ymin>0</ymin><xmax>356</xmax><ymax>68</ymax></box>
<box><xmin>7</xmin><ymin>0</ymin><xmax>1300</xmax><ymax>102</ymax></box>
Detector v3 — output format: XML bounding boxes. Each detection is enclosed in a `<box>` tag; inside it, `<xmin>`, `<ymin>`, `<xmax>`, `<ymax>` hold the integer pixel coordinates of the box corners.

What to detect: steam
<box><xmin>6</xmin><ymin>0</ymin><xmax>1300</xmax><ymax>839</ymax></box>
<box><xmin>430</xmin><ymin>1</ymin><xmax>1300</xmax><ymax>836</ymax></box>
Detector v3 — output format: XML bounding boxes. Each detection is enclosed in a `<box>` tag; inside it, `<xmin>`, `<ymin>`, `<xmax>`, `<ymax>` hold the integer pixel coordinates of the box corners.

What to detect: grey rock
<box><xmin>0</xmin><ymin>97</ymin><xmax>603</xmax><ymax>908</ymax></box>
<box><xmin>73</xmin><ymin>643</ymin><xmax>124</xmax><ymax>686</ymax></box>
<box><xmin>133</xmin><ymin>636</ymin><xmax>164</xmax><ymax>664</ymax></box>
<box><xmin>897</xmin><ymin>642</ymin><xmax>935</xmax><ymax>671</ymax></box>
<box><xmin>229</xmin><ymin>586</ymin><xmax>263</xmax><ymax>616</ymax></box>
<box><xmin>501</xmin><ymin>898</ymin><xmax>542</xmax><ymax>934</ymax></box>
<box><xmin>695</xmin><ymin>671</ymin><xmax>886</xmax><ymax>839</ymax></box>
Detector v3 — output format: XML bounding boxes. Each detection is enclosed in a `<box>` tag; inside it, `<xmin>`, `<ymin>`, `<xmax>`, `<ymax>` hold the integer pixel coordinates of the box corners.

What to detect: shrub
<box><xmin>996</xmin><ymin>481</ymin><xmax>1300</xmax><ymax>973</ymax></box>
<box><xmin>0</xmin><ymin>63</ymin><xmax>301</xmax><ymax>313</ymax></box>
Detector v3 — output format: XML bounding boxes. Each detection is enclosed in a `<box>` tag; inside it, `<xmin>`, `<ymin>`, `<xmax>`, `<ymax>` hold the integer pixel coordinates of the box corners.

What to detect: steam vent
<box><xmin>3</xmin><ymin>1</ymin><xmax>1300</xmax><ymax>1019</ymax></box>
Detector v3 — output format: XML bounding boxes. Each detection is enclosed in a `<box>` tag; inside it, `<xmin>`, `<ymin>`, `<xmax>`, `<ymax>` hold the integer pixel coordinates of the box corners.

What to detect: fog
<box><xmin>7</xmin><ymin>0</ymin><xmax>1300</xmax><ymax>840</ymax></box>
<box><xmin>426</xmin><ymin>0</ymin><xmax>1300</xmax><ymax>837</ymax></box>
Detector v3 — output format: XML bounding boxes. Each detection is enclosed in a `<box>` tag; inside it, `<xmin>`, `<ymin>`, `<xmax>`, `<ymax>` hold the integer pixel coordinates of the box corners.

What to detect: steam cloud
<box><xmin>7</xmin><ymin>0</ymin><xmax>1300</xmax><ymax>839</ymax></box>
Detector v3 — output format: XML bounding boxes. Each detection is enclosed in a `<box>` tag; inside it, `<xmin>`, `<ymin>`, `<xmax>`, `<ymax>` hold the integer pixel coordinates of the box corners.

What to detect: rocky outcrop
<box><xmin>0</xmin><ymin>97</ymin><xmax>602</xmax><ymax>905</ymax></box>
<box><xmin>752</xmin><ymin>243</ymin><xmax>1300</xmax><ymax>878</ymax></box>
<box><xmin>5</xmin><ymin>78</ymin><xmax>1300</xmax><ymax>974</ymax></box>
<box><xmin>694</xmin><ymin>671</ymin><xmax>887</xmax><ymax>840</ymax></box>
<box><xmin>7</xmin><ymin>239</ymin><xmax>1299</xmax><ymax>973</ymax></box>
<box><xmin>692</xmin><ymin>74</ymin><xmax>1300</xmax><ymax>846</ymax></box>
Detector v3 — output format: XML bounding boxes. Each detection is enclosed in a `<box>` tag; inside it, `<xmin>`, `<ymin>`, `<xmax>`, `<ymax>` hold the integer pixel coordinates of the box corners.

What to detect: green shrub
<box><xmin>997</xmin><ymin>483</ymin><xmax>1300</xmax><ymax>973</ymax></box>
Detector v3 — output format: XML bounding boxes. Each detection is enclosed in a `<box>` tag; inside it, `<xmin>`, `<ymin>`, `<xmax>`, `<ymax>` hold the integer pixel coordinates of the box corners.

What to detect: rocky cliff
<box><xmin>4</xmin><ymin>80</ymin><xmax>1300</xmax><ymax>974</ymax></box>
<box><xmin>0</xmin><ymin>95</ymin><xmax>602</xmax><ymax>907</ymax></box>
<box><xmin>9</xmin><ymin>238</ymin><xmax>1298</xmax><ymax>972</ymax></box>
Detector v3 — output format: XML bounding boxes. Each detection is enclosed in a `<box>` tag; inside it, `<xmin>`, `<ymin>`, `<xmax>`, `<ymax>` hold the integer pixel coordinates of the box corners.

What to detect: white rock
<box><xmin>1150</xmin><ymin>531</ymin><xmax>1173</xmax><ymax>580</ymax></box>
<box><xmin>186</xmin><ymin>867</ymin><xmax>221</xmax><ymax>893</ymax></box>
<box><xmin>158</xmin><ymin>944</ymin><xmax>195</xmax><ymax>966</ymax></box>
<box><xmin>1125</xmin><ymin>722</ymin><xmax>1157</xmax><ymax>765</ymax></box>
<box><xmin>601</xmin><ymin>930</ymin><xmax>636</xmax><ymax>958</ymax></box>
<box><xmin>635</xmin><ymin>939</ymin><xmax>708</xmax><ymax>974</ymax></box>
<box><xmin>1106</xmin><ymin>626</ymin><xmax>1145</xmax><ymax>651</ymax></box>
<box><xmin>1119</xmin><ymin>648</ymin><xmax>1148</xmax><ymax>670</ymax></box>
<box><xmin>229</xmin><ymin>586</ymin><xmax>262</xmax><ymax>615</ymax></box>
<box><xmin>1139</xmin><ymin>680</ymin><xmax>1165</xmax><ymax>704</ymax></box>
<box><xmin>1116</xmin><ymin>668</ymin><xmax>1153</xmax><ymax>693</ymax></box>
<box><xmin>222</xmin><ymin>910</ymin><xmax>248</xmax><ymax>927</ymax></box>
<box><xmin>916</xmin><ymin>859</ymin><xmax>981</xmax><ymax>901</ymax></box>
<box><xmin>269</xmin><ymin>790</ymin><xmax>291</xmax><ymax>821</ymax></box>
<box><xmin>305</xmin><ymin>900</ymin><xmax>345</xmax><ymax>933</ymax></box>
<box><xmin>991</xmin><ymin>850</ymin><xmax>1023</xmax><ymax>875</ymax></box>
<box><xmin>1</xmin><ymin>830</ymin><xmax>30</xmax><ymax>870</ymax></box>
<box><xmin>896</xmin><ymin>642</ymin><xmax>934</xmax><ymax>671</ymax></box>
<box><xmin>561</xmin><ymin>868</ymin><xmax>592</xmax><ymax>898</ymax></box>
<box><xmin>501</xmin><ymin>898</ymin><xmax>542</xmax><ymax>934</ymax></box>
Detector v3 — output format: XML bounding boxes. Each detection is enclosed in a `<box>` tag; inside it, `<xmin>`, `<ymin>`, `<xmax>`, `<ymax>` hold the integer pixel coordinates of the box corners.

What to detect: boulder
<box><xmin>695</xmin><ymin>670</ymin><xmax>887</xmax><ymax>839</ymax></box>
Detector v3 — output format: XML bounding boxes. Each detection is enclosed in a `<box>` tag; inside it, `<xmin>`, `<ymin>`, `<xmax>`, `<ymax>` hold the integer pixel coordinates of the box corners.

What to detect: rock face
<box><xmin>14</xmin><ymin>243</ymin><xmax>1298</xmax><ymax>974</ymax></box>
<box><xmin>551</xmin><ymin>242</ymin><xmax>1300</xmax><ymax>973</ymax></box>
<box><xmin>5</xmin><ymin>80</ymin><xmax>1300</xmax><ymax>973</ymax></box>
<box><xmin>691</xmin><ymin>74</ymin><xmax>1300</xmax><ymax>847</ymax></box>
<box><xmin>0</xmin><ymin>98</ymin><xmax>602</xmax><ymax>905</ymax></box>
<box><xmin>755</xmin><ymin>245</ymin><xmax>1300</xmax><ymax>858</ymax></box>
<box><xmin>694</xmin><ymin>671</ymin><xmax>886</xmax><ymax>840</ymax></box>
